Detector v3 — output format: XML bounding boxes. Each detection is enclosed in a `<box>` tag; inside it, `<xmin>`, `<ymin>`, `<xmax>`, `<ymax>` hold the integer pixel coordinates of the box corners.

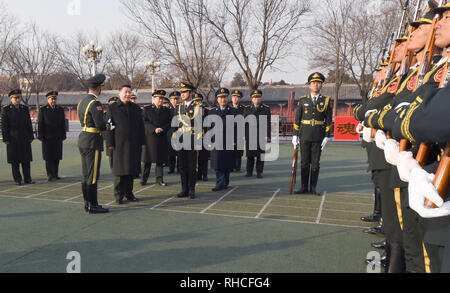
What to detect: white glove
<box><xmin>356</xmin><ymin>122</ymin><xmax>364</xmax><ymax>134</ymax></box>
<box><xmin>363</xmin><ymin>127</ymin><xmax>373</xmax><ymax>143</ymax></box>
<box><xmin>375</xmin><ymin>130</ymin><xmax>387</xmax><ymax>150</ymax></box>
<box><xmin>409</xmin><ymin>168</ymin><xmax>450</xmax><ymax>218</ymax></box>
<box><xmin>384</xmin><ymin>139</ymin><xmax>400</xmax><ymax>166</ymax></box>
<box><xmin>292</xmin><ymin>135</ymin><xmax>299</xmax><ymax>147</ymax></box>
<box><xmin>321</xmin><ymin>137</ymin><xmax>329</xmax><ymax>150</ymax></box>
<box><xmin>107</xmin><ymin>119</ymin><xmax>116</xmax><ymax>131</ymax></box>
<box><xmin>396</xmin><ymin>151</ymin><xmax>420</xmax><ymax>182</ymax></box>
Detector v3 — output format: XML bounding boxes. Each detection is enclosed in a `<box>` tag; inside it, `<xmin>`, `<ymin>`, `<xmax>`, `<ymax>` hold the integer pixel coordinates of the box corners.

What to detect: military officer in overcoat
<box><xmin>106</xmin><ymin>85</ymin><xmax>146</xmax><ymax>204</ymax></box>
<box><xmin>209</xmin><ymin>88</ymin><xmax>237</xmax><ymax>191</ymax></box>
<box><xmin>1</xmin><ymin>90</ymin><xmax>35</xmax><ymax>185</ymax></box>
<box><xmin>37</xmin><ymin>91</ymin><xmax>67</xmax><ymax>181</ymax></box>
<box><xmin>244</xmin><ymin>89</ymin><xmax>271</xmax><ymax>179</ymax></box>
<box><xmin>142</xmin><ymin>90</ymin><xmax>172</xmax><ymax>186</ymax></box>
<box><xmin>293</xmin><ymin>72</ymin><xmax>332</xmax><ymax>195</ymax></box>
<box><xmin>167</xmin><ymin>91</ymin><xmax>181</xmax><ymax>174</ymax></box>
<box><xmin>231</xmin><ymin>90</ymin><xmax>246</xmax><ymax>173</ymax></box>
<box><xmin>77</xmin><ymin>74</ymin><xmax>111</xmax><ymax>214</ymax></box>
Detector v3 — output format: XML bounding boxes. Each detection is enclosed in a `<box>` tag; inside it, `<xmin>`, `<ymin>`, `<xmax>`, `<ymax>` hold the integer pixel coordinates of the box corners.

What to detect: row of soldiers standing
<box><xmin>353</xmin><ymin>1</ymin><xmax>450</xmax><ymax>273</ymax></box>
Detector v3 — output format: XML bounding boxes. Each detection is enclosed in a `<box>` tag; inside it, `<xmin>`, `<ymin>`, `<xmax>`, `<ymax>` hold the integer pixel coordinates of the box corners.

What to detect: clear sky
<box><xmin>4</xmin><ymin>0</ymin><xmax>310</xmax><ymax>85</ymax></box>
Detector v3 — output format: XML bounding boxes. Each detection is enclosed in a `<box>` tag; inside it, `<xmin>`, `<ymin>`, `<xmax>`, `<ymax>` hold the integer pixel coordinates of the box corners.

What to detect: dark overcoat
<box><xmin>244</xmin><ymin>104</ymin><xmax>271</xmax><ymax>157</ymax></box>
<box><xmin>37</xmin><ymin>104</ymin><xmax>66</xmax><ymax>161</ymax></box>
<box><xmin>208</xmin><ymin>106</ymin><xmax>236</xmax><ymax>171</ymax></box>
<box><xmin>142</xmin><ymin>104</ymin><xmax>172</xmax><ymax>164</ymax></box>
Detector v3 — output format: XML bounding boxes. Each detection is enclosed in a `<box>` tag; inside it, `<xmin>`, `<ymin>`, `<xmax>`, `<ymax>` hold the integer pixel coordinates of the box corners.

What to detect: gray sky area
<box><xmin>4</xmin><ymin>0</ymin><xmax>310</xmax><ymax>85</ymax></box>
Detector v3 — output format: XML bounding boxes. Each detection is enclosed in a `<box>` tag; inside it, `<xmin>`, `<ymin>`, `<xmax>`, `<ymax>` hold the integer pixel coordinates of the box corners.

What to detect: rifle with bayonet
<box><xmin>289</xmin><ymin>144</ymin><xmax>299</xmax><ymax>194</ymax></box>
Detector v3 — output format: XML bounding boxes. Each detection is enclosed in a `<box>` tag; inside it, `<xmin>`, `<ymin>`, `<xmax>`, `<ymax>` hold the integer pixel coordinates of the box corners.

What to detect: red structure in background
<box><xmin>334</xmin><ymin>116</ymin><xmax>360</xmax><ymax>141</ymax></box>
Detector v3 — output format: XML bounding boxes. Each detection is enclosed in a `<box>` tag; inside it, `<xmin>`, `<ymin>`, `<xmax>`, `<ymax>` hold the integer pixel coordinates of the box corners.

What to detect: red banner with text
<box><xmin>334</xmin><ymin>116</ymin><xmax>360</xmax><ymax>141</ymax></box>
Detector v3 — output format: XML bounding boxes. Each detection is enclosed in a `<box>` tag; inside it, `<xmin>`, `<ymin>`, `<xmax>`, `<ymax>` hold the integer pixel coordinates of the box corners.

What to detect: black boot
<box><xmin>295</xmin><ymin>167</ymin><xmax>310</xmax><ymax>194</ymax></box>
<box><xmin>81</xmin><ymin>182</ymin><xmax>89</xmax><ymax>212</ymax></box>
<box><xmin>387</xmin><ymin>243</ymin><xmax>406</xmax><ymax>273</ymax></box>
<box><xmin>363</xmin><ymin>218</ymin><xmax>385</xmax><ymax>235</ymax></box>
<box><xmin>361</xmin><ymin>187</ymin><xmax>382</xmax><ymax>222</ymax></box>
<box><xmin>309</xmin><ymin>168</ymin><xmax>321</xmax><ymax>196</ymax></box>
<box><xmin>371</xmin><ymin>240</ymin><xmax>387</xmax><ymax>250</ymax></box>
<box><xmin>88</xmin><ymin>184</ymin><xmax>109</xmax><ymax>214</ymax></box>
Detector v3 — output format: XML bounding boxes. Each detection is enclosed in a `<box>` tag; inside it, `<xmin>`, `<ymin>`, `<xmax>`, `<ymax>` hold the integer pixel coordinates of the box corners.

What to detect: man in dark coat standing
<box><xmin>1</xmin><ymin>90</ymin><xmax>35</xmax><ymax>185</ymax></box>
<box><xmin>37</xmin><ymin>91</ymin><xmax>67</xmax><ymax>181</ymax></box>
<box><xmin>244</xmin><ymin>89</ymin><xmax>271</xmax><ymax>179</ymax></box>
<box><xmin>209</xmin><ymin>88</ymin><xmax>236</xmax><ymax>191</ymax></box>
<box><xmin>142</xmin><ymin>90</ymin><xmax>172</xmax><ymax>186</ymax></box>
<box><xmin>167</xmin><ymin>91</ymin><xmax>180</xmax><ymax>174</ymax></box>
<box><xmin>106</xmin><ymin>84</ymin><xmax>146</xmax><ymax>204</ymax></box>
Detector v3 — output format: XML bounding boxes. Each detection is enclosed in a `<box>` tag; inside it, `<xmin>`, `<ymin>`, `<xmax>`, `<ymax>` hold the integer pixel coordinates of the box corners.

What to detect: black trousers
<box><xmin>234</xmin><ymin>151</ymin><xmax>243</xmax><ymax>172</ymax></box>
<box><xmin>168</xmin><ymin>153</ymin><xmax>179</xmax><ymax>172</ymax></box>
<box><xmin>178</xmin><ymin>150</ymin><xmax>198</xmax><ymax>194</ymax></box>
<box><xmin>114</xmin><ymin>175</ymin><xmax>134</xmax><ymax>200</ymax></box>
<box><xmin>197</xmin><ymin>159</ymin><xmax>208</xmax><ymax>179</ymax></box>
<box><xmin>300</xmin><ymin>141</ymin><xmax>322</xmax><ymax>171</ymax></box>
<box><xmin>246</xmin><ymin>156</ymin><xmax>264</xmax><ymax>175</ymax></box>
<box><xmin>45</xmin><ymin>160</ymin><xmax>60</xmax><ymax>179</ymax></box>
<box><xmin>401</xmin><ymin>203</ymin><xmax>425</xmax><ymax>273</ymax></box>
<box><xmin>79</xmin><ymin>148</ymin><xmax>102</xmax><ymax>206</ymax></box>
<box><xmin>11</xmin><ymin>162</ymin><xmax>31</xmax><ymax>183</ymax></box>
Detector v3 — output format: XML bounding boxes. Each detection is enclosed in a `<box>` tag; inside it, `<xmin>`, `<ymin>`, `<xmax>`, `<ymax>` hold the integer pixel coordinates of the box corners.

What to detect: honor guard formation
<box><xmin>352</xmin><ymin>1</ymin><xmax>450</xmax><ymax>273</ymax></box>
<box><xmin>1</xmin><ymin>0</ymin><xmax>450</xmax><ymax>274</ymax></box>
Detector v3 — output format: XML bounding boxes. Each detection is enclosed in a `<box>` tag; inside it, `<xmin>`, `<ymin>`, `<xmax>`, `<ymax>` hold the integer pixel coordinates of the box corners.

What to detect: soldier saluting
<box><xmin>77</xmin><ymin>74</ymin><xmax>112</xmax><ymax>214</ymax></box>
<box><xmin>293</xmin><ymin>72</ymin><xmax>332</xmax><ymax>195</ymax></box>
<box><xmin>37</xmin><ymin>91</ymin><xmax>67</xmax><ymax>181</ymax></box>
<box><xmin>1</xmin><ymin>90</ymin><xmax>35</xmax><ymax>185</ymax></box>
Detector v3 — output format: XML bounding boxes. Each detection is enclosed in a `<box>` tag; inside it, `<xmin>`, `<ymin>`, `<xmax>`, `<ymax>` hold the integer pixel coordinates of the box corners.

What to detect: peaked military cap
<box><xmin>411</xmin><ymin>0</ymin><xmax>438</xmax><ymax>28</ymax></box>
<box><xmin>169</xmin><ymin>91</ymin><xmax>181</xmax><ymax>99</ymax></box>
<box><xmin>108</xmin><ymin>96</ymin><xmax>119</xmax><ymax>104</ymax></box>
<box><xmin>152</xmin><ymin>90</ymin><xmax>166</xmax><ymax>97</ymax></box>
<box><xmin>8</xmin><ymin>89</ymin><xmax>22</xmax><ymax>98</ymax></box>
<box><xmin>231</xmin><ymin>90</ymin><xmax>243</xmax><ymax>98</ymax></box>
<box><xmin>180</xmin><ymin>81</ymin><xmax>196</xmax><ymax>92</ymax></box>
<box><xmin>308</xmin><ymin>72</ymin><xmax>325</xmax><ymax>84</ymax></box>
<box><xmin>193</xmin><ymin>92</ymin><xmax>204</xmax><ymax>101</ymax></box>
<box><xmin>216</xmin><ymin>88</ymin><xmax>230</xmax><ymax>98</ymax></box>
<box><xmin>396</xmin><ymin>35</ymin><xmax>408</xmax><ymax>43</ymax></box>
<box><xmin>46</xmin><ymin>91</ymin><xmax>58</xmax><ymax>98</ymax></box>
<box><xmin>87</xmin><ymin>74</ymin><xmax>106</xmax><ymax>87</ymax></box>
<box><xmin>251</xmin><ymin>89</ymin><xmax>263</xmax><ymax>98</ymax></box>
<box><xmin>434</xmin><ymin>2</ymin><xmax>450</xmax><ymax>14</ymax></box>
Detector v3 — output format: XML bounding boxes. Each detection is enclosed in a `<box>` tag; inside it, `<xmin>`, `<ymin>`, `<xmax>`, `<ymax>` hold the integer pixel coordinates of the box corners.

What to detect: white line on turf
<box><xmin>200</xmin><ymin>186</ymin><xmax>239</xmax><ymax>214</ymax></box>
<box><xmin>105</xmin><ymin>184</ymin><xmax>156</xmax><ymax>206</ymax></box>
<box><xmin>315</xmin><ymin>191</ymin><xmax>327</xmax><ymax>224</ymax></box>
<box><xmin>255</xmin><ymin>188</ymin><xmax>280</xmax><ymax>218</ymax></box>
<box><xmin>26</xmin><ymin>182</ymin><xmax>81</xmax><ymax>198</ymax></box>
<box><xmin>64</xmin><ymin>184</ymin><xmax>113</xmax><ymax>202</ymax></box>
<box><xmin>150</xmin><ymin>196</ymin><xmax>176</xmax><ymax>210</ymax></box>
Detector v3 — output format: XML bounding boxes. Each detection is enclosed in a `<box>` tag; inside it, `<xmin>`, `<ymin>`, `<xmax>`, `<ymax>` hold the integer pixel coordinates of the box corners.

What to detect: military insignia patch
<box><xmin>434</xmin><ymin>67</ymin><xmax>445</xmax><ymax>83</ymax></box>
<box><xmin>407</xmin><ymin>75</ymin><xmax>418</xmax><ymax>91</ymax></box>
<box><xmin>97</xmin><ymin>106</ymin><xmax>102</xmax><ymax>111</ymax></box>
<box><xmin>388</xmin><ymin>82</ymin><xmax>398</xmax><ymax>94</ymax></box>
<box><xmin>221</xmin><ymin>89</ymin><xmax>225</xmax><ymax>93</ymax></box>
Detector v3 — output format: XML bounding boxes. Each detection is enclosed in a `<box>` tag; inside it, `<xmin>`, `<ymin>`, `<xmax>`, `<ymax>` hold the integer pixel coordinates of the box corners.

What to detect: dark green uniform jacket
<box><xmin>294</xmin><ymin>94</ymin><xmax>332</xmax><ymax>142</ymax></box>
<box><xmin>77</xmin><ymin>94</ymin><xmax>108</xmax><ymax>151</ymax></box>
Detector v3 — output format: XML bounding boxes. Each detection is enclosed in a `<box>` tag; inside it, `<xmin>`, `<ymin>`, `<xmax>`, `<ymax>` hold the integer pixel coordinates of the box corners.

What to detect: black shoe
<box><xmin>15</xmin><ymin>181</ymin><xmax>22</xmax><ymax>186</ymax></box>
<box><xmin>363</xmin><ymin>224</ymin><xmax>384</xmax><ymax>235</ymax></box>
<box><xmin>189</xmin><ymin>191</ymin><xmax>196</xmax><ymax>199</ymax></box>
<box><xmin>158</xmin><ymin>181</ymin><xmax>168</xmax><ymax>187</ymax></box>
<box><xmin>84</xmin><ymin>202</ymin><xmax>89</xmax><ymax>212</ymax></box>
<box><xmin>177</xmin><ymin>192</ymin><xmax>188</xmax><ymax>198</ymax></box>
<box><xmin>203</xmin><ymin>177</ymin><xmax>208</xmax><ymax>182</ymax></box>
<box><xmin>365</xmin><ymin>251</ymin><xmax>387</xmax><ymax>267</ymax></box>
<box><xmin>89</xmin><ymin>205</ymin><xmax>109</xmax><ymax>214</ymax></box>
<box><xmin>371</xmin><ymin>240</ymin><xmax>387</xmax><ymax>250</ymax></box>
<box><xmin>245</xmin><ymin>173</ymin><xmax>252</xmax><ymax>177</ymax></box>
<box><xmin>116</xmin><ymin>199</ymin><xmax>124</xmax><ymax>205</ymax></box>
<box><xmin>257</xmin><ymin>174</ymin><xmax>263</xmax><ymax>179</ymax></box>
<box><xmin>168</xmin><ymin>170</ymin><xmax>175</xmax><ymax>174</ymax></box>
<box><xmin>126</xmin><ymin>194</ymin><xmax>139</xmax><ymax>202</ymax></box>
<box><xmin>295</xmin><ymin>186</ymin><xmax>309</xmax><ymax>194</ymax></box>
<box><xmin>212</xmin><ymin>186</ymin><xmax>225</xmax><ymax>192</ymax></box>
<box><xmin>310</xmin><ymin>186</ymin><xmax>321</xmax><ymax>196</ymax></box>
<box><xmin>55</xmin><ymin>176</ymin><xmax>62</xmax><ymax>180</ymax></box>
<box><xmin>361</xmin><ymin>213</ymin><xmax>381</xmax><ymax>223</ymax></box>
<box><xmin>48</xmin><ymin>177</ymin><xmax>55</xmax><ymax>182</ymax></box>
<box><xmin>140</xmin><ymin>181</ymin><xmax>147</xmax><ymax>186</ymax></box>
<box><xmin>24</xmin><ymin>180</ymin><xmax>35</xmax><ymax>185</ymax></box>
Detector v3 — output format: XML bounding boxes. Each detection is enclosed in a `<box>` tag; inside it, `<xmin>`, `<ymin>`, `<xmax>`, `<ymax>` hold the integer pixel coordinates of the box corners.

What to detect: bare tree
<box><xmin>58</xmin><ymin>31</ymin><xmax>113</xmax><ymax>89</ymax></box>
<box><xmin>121</xmin><ymin>0</ymin><xmax>230</xmax><ymax>103</ymax></box>
<box><xmin>5</xmin><ymin>23</ymin><xmax>60</xmax><ymax>111</ymax></box>
<box><xmin>201</xmin><ymin>0</ymin><xmax>310</xmax><ymax>92</ymax></box>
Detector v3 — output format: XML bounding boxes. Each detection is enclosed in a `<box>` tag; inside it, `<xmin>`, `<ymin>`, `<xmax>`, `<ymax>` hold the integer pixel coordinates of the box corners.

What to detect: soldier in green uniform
<box><xmin>37</xmin><ymin>91</ymin><xmax>67</xmax><ymax>181</ymax></box>
<box><xmin>167</xmin><ymin>91</ymin><xmax>181</xmax><ymax>174</ymax></box>
<box><xmin>231</xmin><ymin>90</ymin><xmax>246</xmax><ymax>173</ymax></box>
<box><xmin>293</xmin><ymin>73</ymin><xmax>332</xmax><ymax>195</ymax></box>
<box><xmin>174</xmin><ymin>81</ymin><xmax>203</xmax><ymax>199</ymax></box>
<box><xmin>244</xmin><ymin>89</ymin><xmax>271</xmax><ymax>179</ymax></box>
<box><xmin>142</xmin><ymin>90</ymin><xmax>172</xmax><ymax>186</ymax></box>
<box><xmin>77</xmin><ymin>74</ymin><xmax>111</xmax><ymax>214</ymax></box>
<box><xmin>1</xmin><ymin>90</ymin><xmax>35</xmax><ymax>185</ymax></box>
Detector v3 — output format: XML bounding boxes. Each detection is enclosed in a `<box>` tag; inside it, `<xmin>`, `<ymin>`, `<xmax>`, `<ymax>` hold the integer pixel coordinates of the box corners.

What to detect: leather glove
<box><xmin>409</xmin><ymin>168</ymin><xmax>450</xmax><ymax>218</ymax></box>
<box><xmin>375</xmin><ymin>130</ymin><xmax>387</xmax><ymax>150</ymax></box>
<box><xmin>292</xmin><ymin>135</ymin><xmax>299</xmax><ymax>148</ymax></box>
<box><xmin>384</xmin><ymin>139</ymin><xmax>400</xmax><ymax>166</ymax></box>
<box><xmin>321</xmin><ymin>137</ymin><xmax>329</xmax><ymax>150</ymax></box>
<box><xmin>396</xmin><ymin>151</ymin><xmax>420</xmax><ymax>182</ymax></box>
<box><xmin>107</xmin><ymin>119</ymin><xmax>116</xmax><ymax>131</ymax></box>
<box><xmin>362</xmin><ymin>127</ymin><xmax>373</xmax><ymax>143</ymax></box>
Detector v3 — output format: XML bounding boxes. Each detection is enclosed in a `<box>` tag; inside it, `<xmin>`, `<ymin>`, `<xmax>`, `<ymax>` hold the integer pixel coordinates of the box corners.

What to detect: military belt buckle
<box><xmin>311</xmin><ymin>120</ymin><xmax>316</xmax><ymax>127</ymax></box>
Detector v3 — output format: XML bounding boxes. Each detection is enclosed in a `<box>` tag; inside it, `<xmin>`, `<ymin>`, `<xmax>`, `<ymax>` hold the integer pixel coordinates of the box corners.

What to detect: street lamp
<box><xmin>82</xmin><ymin>40</ymin><xmax>103</xmax><ymax>76</ymax></box>
<box><xmin>145</xmin><ymin>59</ymin><xmax>161</xmax><ymax>95</ymax></box>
